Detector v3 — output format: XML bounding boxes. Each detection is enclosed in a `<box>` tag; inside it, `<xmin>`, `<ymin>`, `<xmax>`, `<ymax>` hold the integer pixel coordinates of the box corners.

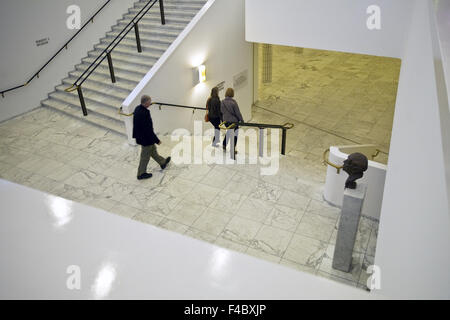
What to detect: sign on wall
<box><xmin>36</xmin><ymin>38</ymin><xmax>50</xmax><ymax>47</ymax></box>
<box><xmin>215</xmin><ymin>81</ymin><xmax>225</xmax><ymax>91</ymax></box>
<box><xmin>233</xmin><ymin>69</ymin><xmax>248</xmax><ymax>90</ymax></box>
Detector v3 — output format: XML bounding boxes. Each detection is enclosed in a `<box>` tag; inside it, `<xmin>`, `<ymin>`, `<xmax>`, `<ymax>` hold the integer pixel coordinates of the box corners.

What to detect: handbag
<box><xmin>204</xmin><ymin>101</ymin><xmax>210</xmax><ymax>122</ymax></box>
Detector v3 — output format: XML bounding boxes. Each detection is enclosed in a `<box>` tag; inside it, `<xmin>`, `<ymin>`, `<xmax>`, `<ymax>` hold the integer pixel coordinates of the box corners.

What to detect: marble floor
<box><xmin>257</xmin><ymin>44</ymin><xmax>401</xmax><ymax>164</ymax></box>
<box><xmin>0</xmin><ymin>104</ymin><xmax>378</xmax><ymax>291</ymax></box>
<box><xmin>0</xmin><ymin>45</ymin><xmax>400</xmax><ymax>293</ymax></box>
<box><xmin>0</xmin><ymin>179</ymin><xmax>377</xmax><ymax>299</ymax></box>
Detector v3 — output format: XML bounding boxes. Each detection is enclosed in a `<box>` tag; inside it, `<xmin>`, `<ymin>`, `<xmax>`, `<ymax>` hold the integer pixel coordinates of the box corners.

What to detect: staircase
<box><xmin>41</xmin><ymin>0</ymin><xmax>207</xmax><ymax>136</ymax></box>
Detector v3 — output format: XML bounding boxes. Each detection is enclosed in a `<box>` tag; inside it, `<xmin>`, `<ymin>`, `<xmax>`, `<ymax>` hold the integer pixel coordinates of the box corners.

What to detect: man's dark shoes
<box><xmin>160</xmin><ymin>156</ymin><xmax>171</xmax><ymax>170</ymax></box>
<box><xmin>137</xmin><ymin>173</ymin><xmax>153</xmax><ymax>180</ymax></box>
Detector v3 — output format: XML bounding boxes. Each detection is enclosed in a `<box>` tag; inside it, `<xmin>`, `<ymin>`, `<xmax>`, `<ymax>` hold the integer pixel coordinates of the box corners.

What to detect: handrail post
<box><xmin>76</xmin><ymin>86</ymin><xmax>88</xmax><ymax>116</ymax></box>
<box><xmin>159</xmin><ymin>0</ymin><xmax>166</xmax><ymax>25</ymax></box>
<box><xmin>134</xmin><ymin>23</ymin><xmax>142</xmax><ymax>53</ymax></box>
<box><xmin>259</xmin><ymin>128</ymin><xmax>264</xmax><ymax>157</ymax></box>
<box><xmin>230</xmin><ymin>130</ymin><xmax>236</xmax><ymax>160</ymax></box>
<box><xmin>106</xmin><ymin>52</ymin><xmax>116</xmax><ymax>83</ymax></box>
<box><xmin>281</xmin><ymin>128</ymin><xmax>287</xmax><ymax>155</ymax></box>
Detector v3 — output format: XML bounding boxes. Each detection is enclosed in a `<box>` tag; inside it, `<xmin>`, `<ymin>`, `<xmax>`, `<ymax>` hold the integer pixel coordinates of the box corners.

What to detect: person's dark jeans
<box><xmin>209</xmin><ymin>117</ymin><xmax>221</xmax><ymax>145</ymax></box>
<box><xmin>222</xmin><ymin>122</ymin><xmax>238</xmax><ymax>149</ymax></box>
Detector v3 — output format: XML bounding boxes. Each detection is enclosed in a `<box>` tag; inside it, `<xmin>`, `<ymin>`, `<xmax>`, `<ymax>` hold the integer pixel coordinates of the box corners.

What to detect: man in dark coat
<box><xmin>133</xmin><ymin>95</ymin><xmax>171</xmax><ymax>180</ymax></box>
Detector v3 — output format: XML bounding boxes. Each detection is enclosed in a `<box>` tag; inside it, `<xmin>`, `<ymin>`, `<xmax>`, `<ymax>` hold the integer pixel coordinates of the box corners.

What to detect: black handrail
<box><xmin>154</xmin><ymin>102</ymin><xmax>206</xmax><ymax>111</ymax></box>
<box><xmin>67</xmin><ymin>0</ymin><xmax>158</xmax><ymax>90</ymax></box>
<box><xmin>119</xmin><ymin>100</ymin><xmax>293</xmax><ymax>159</ymax></box>
<box><xmin>118</xmin><ymin>101</ymin><xmax>205</xmax><ymax>117</ymax></box>
<box><xmin>224</xmin><ymin>122</ymin><xmax>294</xmax><ymax>130</ymax></box>
<box><xmin>65</xmin><ymin>0</ymin><xmax>165</xmax><ymax>116</ymax></box>
<box><xmin>0</xmin><ymin>0</ymin><xmax>112</xmax><ymax>98</ymax></box>
<box><xmin>219</xmin><ymin>121</ymin><xmax>294</xmax><ymax>159</ymax></box>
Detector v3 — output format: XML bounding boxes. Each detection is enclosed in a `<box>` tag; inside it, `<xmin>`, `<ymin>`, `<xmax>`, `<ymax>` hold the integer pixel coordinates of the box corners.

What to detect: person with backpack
<box><xmin>205</xmin><ymin>87</ymin><xmax>222</xmax><ymax>147</ymax></box>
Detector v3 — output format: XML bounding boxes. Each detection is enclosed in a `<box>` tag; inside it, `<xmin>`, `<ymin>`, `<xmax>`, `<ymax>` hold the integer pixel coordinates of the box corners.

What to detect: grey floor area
<box><xmin>0</xmin><ymin>46</ymin><xmax>399</xmax><ymax>291</ymax></box>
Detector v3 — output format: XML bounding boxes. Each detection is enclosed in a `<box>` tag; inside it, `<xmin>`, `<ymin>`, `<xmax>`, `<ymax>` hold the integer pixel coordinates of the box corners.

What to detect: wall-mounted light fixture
<box><xmin>198</xmin><ymin>64</ymin><xmax>206</xmax><ymax>83</ymax></box>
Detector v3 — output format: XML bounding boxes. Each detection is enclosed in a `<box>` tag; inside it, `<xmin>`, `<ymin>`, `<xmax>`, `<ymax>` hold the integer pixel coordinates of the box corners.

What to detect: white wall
<box><xmin>245</xmin><ymin>0</ymin><xmax>412</xmax><ymax>58</ymax></box>
<box><xmin>374</xmin><ymin>0</ymin><xmax>450</xmax><ymax>299</ymax></box>
<box><xmin>434</xmin><ymin>0</ymin><xmax>450</xmax><ymax>101</ymax></box>
<box><xmin>0</xmin><ymin>0</ymin><xmax>136</xmax><ymax>122</ymax></box>
<box><xmin>122</xmin><ymin>0</ymin><xmax>253</xmax><ymax>142</ymax></box>
<box><xmin>433</xmin><ymin>0</ymin><xmax>450</xmax><ymax>220</ymax></box>
<box><xmin>245</xmin><ymin>0</ymin><xmax>450</xmax><ymax>298</ymax></box>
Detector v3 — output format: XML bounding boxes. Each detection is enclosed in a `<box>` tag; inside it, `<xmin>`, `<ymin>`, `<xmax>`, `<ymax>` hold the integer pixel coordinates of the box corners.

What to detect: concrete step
<box><xmin>68</xmin><ymin>69</ymin><xmax>137</xmax><ymax>92</ymax></box>
<box><xmin>83</xmin><ymin>50</ymin><xmax>156</xmax><ymax>73</ymax></box>
<box><xmin>92</xmin><ymin>42</ymin><xmax>164</xmax><ymax>62</ymax></box>
<box><xmin>96</xmin><ymin>36</ymin><xmax>170</xmax><ymax>55</ymax></box>
<box><xmin>75</xmin><ymin>61</ymin><xmax>145</xmax><ymax>84</ymax></box>
<box><xmin>134</xmin><ymin>0</ymin><xmax>207</xmax><ymax>8</ymax></box>
<box><xmin>41</xmin><ymin>97</ymin><xmax>126</xmax><ymax>137</ymax></box>
<box><xmin>47</xmin><ymin>90</ymin><xmax>123</xmax><ymax>129</ymax></box>
<box><xmin>110</xmin><ymin>25</ymin><xmax>179</xmax><ymax>38</ymax></box>
<box><xmin>101</xmin><ymin>28</ymin><xmax>174</xmax><ymax>46</ymax></box>
<box><xmin>61</xmin><ymin>76</ymin><xmax>131</xmax><ymax>102</ymax></box>
<box><xmin>104</xmin><ymin>30</ymin><xmax>176</xmax><ymax>46</ymax></box>
<box><xmin>129</xmin><ymin>6</ymin><xmax>200</xmax><ymax>18</ymax></box>
<box><xmin>38</xmin><ymin>0</ymin><xmax>207</xmax><ymax>139</ymax></box>
<box><xmin>128</xmin><ymin>13</ymin><xmax>193</xmax><ymax>25</ymax></box>
<box><xmin>116</xmin><ymin>18</ymin><xmax>186</xmax><ymax>31</ymax></box>
<box><xmin>44</xmin><ymin>91</ymin><xmax>123</xmax><ymax>124</ymax></box>
<box><xmin>54</xmin><ymin>84</ymin><xmax>124</xmax><ymax>113</ymax></box>
<box><xmin>134</xmin><ymin>2</ymin><xmax>204</xmax><ymax>12</ymax></box>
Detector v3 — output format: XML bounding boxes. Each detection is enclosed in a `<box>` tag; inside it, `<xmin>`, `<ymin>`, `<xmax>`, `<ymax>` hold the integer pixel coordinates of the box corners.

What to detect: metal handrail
<box><xmin>323</xmin><ymin>148</ymin><xmax>343</xmax><ymax>174</ymax></box>
<box><xmin>118</xmin><ymin>107</ymin><xmax>134</xmax><ymax>117</ymax></box>
<box><xmin>219</xmin><ymin>121</ymin><xmax>294</xmax><ymax>130</ymax></box>
<box><xmin>64</xmin><ymin>0</ymin><xmax>165</xmax><ymax>116</ymax></box>
<box><xmin>219</xmin><ymin>121</ymin><xmax>294</xmax><ymax>158</ymax></box>
<box><xmin>119</xmin><ymin>101</ymin><xmax>293</xmax><ymax>160</ymax></box>
<box><xmin>0</xmin><ymin>0</ymin><xmax>112</xmax><ymax>98</ymax></box>
<box><xmin>66</xmin><ymin>0</ymin><xmax>159</xmax><ymax>90</ymax></box>
<box><xmin>153</xmin><ymin>102</ymin><xmax>206</xmax><ymax>111</ymax></box>
<box><xmin>323</xmin><ymin>147</ymin><xmax>385</xmax><ymax>173</ymax></box>
<box><xmin>219</xmin><ymin>122</ymin><xmax>237</xmax><ymax>130</ymax></box>
<box><xmin>118</xmin><ymin>102</ymin><xmax>206</xmax><ymax>117</ymax></box>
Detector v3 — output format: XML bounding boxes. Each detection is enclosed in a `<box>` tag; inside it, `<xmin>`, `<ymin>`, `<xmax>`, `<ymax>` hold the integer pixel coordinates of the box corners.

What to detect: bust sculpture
<box><xmin>342</xmin><ymin>152</ymin><xmax>368</xmax><ymax>189</ymax></box>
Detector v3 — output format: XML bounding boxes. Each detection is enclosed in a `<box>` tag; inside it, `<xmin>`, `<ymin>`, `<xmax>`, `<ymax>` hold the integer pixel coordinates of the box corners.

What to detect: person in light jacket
<box><xmin>220</xmin><ymin>88</ymin><xmax>244</xmax><ymax>152</ymax></box>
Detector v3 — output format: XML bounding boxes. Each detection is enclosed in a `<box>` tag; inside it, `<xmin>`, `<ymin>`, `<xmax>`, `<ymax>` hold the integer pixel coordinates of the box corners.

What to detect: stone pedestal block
<box><xmin>332</xmin><ymin>183</ymin><xmax>367</xmax><ymax>272</ymax></box>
